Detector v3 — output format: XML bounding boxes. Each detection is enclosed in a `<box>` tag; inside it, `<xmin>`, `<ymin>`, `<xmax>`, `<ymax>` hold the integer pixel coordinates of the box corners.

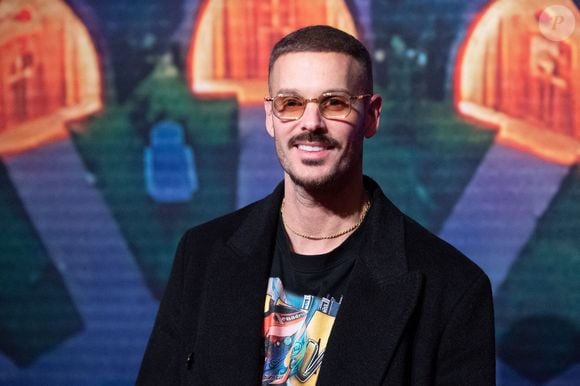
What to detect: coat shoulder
<box><xmin>184</xmin><ymin>201</ymin><xmax>257</xmax><ymax>240</ymax></box>
<box><xmin>403</xmin><ymin>215</ymin><xmax>490</xmax><ymax>292</ymax></box>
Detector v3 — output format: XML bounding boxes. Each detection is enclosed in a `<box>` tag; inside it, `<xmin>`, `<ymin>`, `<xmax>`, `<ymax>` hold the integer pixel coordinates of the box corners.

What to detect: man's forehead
<box><xmin>270</xmin><ymin>51</ymin><xmax>358</xmax><ymax>69</ymax></box>
<box><xmin>268</xmin><ymin>52</ymin><xmax>363</xmax><ymax>94</ymax></box>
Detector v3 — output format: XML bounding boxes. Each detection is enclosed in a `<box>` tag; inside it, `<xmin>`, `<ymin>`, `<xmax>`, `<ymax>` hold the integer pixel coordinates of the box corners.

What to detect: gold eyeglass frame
<box><xmin>264</xmin><ymin>92</ymin><xmax>372</xmax><ymax>120</ymax></box>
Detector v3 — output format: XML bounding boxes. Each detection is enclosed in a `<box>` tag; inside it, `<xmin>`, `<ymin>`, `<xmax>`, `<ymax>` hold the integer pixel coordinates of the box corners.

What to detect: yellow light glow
<box><xmin>188</xmin><ymin>0</ymin><xmax>358</xmax><ymax>106</ymax></box>
<box><xmin>455</xmin><ymin>0</ymin><xmax>580</xmax><ymax>164</ymax></box>
<box><xmin>0</xmin><ymin>0</ymin><xmax>102</xmax><ymax>156</ymax></box>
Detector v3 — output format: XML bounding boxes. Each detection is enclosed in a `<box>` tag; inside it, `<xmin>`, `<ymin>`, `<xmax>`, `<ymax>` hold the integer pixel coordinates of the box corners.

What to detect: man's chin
<box><xmin>301</xmin><ymin>158</ymin><xmax>325</xmax><ymax>167</ymax></box>
<box><xmin>287</xmin><ymin>170</ymin><xmax>339</xmax><ymax>192</ymax></box>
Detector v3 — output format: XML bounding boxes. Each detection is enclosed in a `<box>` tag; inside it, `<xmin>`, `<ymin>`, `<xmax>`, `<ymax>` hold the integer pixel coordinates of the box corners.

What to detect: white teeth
<box><xmin>298</xmin><ymin>145</ymin><xmax>324</xmax><ymax>152</ymax></box>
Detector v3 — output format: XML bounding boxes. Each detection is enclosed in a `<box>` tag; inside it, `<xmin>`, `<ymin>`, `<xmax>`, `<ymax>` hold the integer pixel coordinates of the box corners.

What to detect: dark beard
<box><xmin>280</xmin><ymin>131</ymin><xmax>361</xmax><ymax>192</ymax></box>
<box><xmin>284</xmin><ymin>132</ymin><xmax>343</xmax><ymax>190</ymax></box>
<box><xmin>286</xmin><ymin>160</ymin><xmax>347</xmax><ymax>193</ymax></box>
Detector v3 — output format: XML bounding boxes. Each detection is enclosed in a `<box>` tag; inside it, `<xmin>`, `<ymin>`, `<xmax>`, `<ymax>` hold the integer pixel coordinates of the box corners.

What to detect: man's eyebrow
<box><xmin>321</xmin><ymin>88</ymin><xmax>352</xmax><ymax>94</ymax></box>
<box><xmin>275</xmin><ymin>88</ymin><xmax>301</xmax><ymax>95</ymax></box>
<box><xmin>274</xmin><ymin>88</ymin><xmax>352</xmax><ymax>96</ymax></box>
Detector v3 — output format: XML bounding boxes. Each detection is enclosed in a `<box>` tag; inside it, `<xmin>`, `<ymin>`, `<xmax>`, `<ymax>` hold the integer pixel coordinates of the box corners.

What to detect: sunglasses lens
<box><xmin>319</xmin><ymin>95</ymin><xmax>350</xmax><ymax>118</ymax></box>
<box><xmin>274</xmin><ymin>96</ymin><xmax>305</xmax><ymax>119</ymax></box>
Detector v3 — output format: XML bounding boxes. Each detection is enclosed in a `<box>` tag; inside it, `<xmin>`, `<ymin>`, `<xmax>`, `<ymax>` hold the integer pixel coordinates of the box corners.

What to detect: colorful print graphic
<box><xmin>262</xmin><ymin>278</ymin><xmax>341</xmax><ymax>385</ymax></box>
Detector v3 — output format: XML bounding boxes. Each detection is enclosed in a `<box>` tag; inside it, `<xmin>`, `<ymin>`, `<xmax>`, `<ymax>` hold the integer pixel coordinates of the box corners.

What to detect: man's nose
<box><xmin>300</xmin><ymin>101</ymin><xmax>324</xmax><ymax>131</ymax></box>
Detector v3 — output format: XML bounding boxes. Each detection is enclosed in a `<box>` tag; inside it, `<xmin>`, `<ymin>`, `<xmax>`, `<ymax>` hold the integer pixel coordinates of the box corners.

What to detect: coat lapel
<box><xmin>318</xmin><ymin>267</ymin><xmax>422</xmax><ymax>384</ymax></box>
<box><xmin>193</xmin><ymin>185</ymin><xmax>284</xmax><ymax>384</ymax></box>
<box><xmin>318</xmin><ymin>180</ymin><xmax>424</xmax><ymax>384</ymax></box>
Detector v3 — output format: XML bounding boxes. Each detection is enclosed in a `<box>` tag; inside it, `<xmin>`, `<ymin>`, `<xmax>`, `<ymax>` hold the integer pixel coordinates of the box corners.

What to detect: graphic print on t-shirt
<box><xmin>262</xmin><ymin>277</ymin><xmax>342</xmax><ymax>385</ymax></box>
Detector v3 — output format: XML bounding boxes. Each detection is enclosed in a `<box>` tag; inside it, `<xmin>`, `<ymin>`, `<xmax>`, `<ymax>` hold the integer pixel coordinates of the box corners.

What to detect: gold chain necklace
<box><xmin>280</xmin><ymin>198</ymin><xmax>371</xmax><ymax>240</ymax></box>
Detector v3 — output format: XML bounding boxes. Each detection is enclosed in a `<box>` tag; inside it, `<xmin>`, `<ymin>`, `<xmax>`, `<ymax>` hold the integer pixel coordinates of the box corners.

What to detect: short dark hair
<box><xmin>268</xmin><ymin>25</ymin><xmax>373</xmax><ymax>93</ymax></box>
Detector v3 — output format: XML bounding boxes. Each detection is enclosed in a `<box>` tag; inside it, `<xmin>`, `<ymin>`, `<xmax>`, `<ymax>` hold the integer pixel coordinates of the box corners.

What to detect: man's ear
<box><xmin>264</xmin><ymin>100</ymin><xmax>275</xmax><ymax>138</ymax></box>
<box><xmin>364</xmin><ymin>94</ymin><xmax>382</xmax><ymax>139</ymax></box>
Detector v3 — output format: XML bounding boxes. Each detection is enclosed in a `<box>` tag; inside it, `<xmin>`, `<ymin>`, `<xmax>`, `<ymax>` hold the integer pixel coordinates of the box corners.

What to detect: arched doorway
<box><xmin>0</xmin><ymin>0</ymin><xmax>103</xmax><ymax>155</ymax></box>
<box><xmin>455</xmin><ymin>0</ymin><xmax>580</xmax><ymax>164</ymax></box>
<box><xmin>188</xmin><ymin>0</ymin><xmax>358</xmax><ymax>105</ymax></box>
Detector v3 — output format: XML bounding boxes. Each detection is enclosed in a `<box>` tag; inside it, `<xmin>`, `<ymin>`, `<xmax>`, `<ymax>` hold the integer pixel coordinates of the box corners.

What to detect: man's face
<box><xmin>265</xmin><ymin>52</ymin><xmax>381</xmax><ymax>191</ymax></box>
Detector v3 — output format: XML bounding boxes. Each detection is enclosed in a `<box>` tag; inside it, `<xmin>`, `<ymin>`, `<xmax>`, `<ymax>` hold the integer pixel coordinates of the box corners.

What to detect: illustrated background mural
<box><xmin>1</xmin><ymin>0</ymin><xmax>579</xmax><ymax>384</ymax></box>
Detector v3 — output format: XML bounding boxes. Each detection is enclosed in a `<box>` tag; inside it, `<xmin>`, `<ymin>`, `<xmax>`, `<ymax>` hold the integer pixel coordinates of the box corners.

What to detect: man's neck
<box><xmin>281</xmin><ymin>176</ymin><xmax>368</xmax><ymax>255</ymax></box>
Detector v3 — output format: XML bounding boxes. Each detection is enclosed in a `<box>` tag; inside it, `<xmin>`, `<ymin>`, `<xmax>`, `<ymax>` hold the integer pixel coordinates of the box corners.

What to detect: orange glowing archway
<box><xmin>455</xmin><ymin>0</ymin><xmax>580</xmax><ymax>165</ymax></box>
<box><xmin>0</xmin><ymin>0</ymin><xmax>102</xmax><ymax>156</ymax></box>
<box><xmin>188</xmin><ymin>0</ymin><xmax>357</xmax><ymax>105</ymax></box>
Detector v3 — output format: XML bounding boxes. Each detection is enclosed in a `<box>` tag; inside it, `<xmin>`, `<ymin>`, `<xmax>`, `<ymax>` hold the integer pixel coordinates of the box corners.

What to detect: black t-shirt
<box><xmin>271</xmin><ymin>218</ymin><xmax>363</xmax><ymax>301</ymax></box>
<box><xmin>262</xmin><ymin>214</ymin><xmax>367</xmax><ymax>385</ymax></box>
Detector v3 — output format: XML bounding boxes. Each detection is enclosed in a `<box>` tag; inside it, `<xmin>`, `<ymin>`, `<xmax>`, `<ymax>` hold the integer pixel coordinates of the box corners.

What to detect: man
<box><xmin>137</xmin><ymin>25</ymin><xmax>495</xmax><ymax>385</ymax></box>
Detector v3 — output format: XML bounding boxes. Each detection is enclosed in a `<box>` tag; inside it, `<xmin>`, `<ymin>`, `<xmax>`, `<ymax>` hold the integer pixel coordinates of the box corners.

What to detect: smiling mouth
<box><xmin>297</xmin><ymin>144</ymin><xmax>328</xmax><ymax>152</ymax></box>
<box><xmin>288</xmin><ymin>133</ymin><xmax>339</xmax><ymax>152</ymax></box>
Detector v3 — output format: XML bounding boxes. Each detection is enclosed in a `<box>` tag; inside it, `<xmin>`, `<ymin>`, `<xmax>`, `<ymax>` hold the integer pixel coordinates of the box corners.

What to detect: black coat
<box><xmin>137</xmin><ymin>178</ymin><xmax>495</xmax><ymax>385</ymax></box>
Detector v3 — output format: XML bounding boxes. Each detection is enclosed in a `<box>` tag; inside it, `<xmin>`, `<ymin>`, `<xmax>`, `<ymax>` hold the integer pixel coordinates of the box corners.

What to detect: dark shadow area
<box><xmin>498</xmin><ymin>314</ymin><xmax>580</xmax><ymax>383</ymax></box>
<box><xmin>0</xmin><ymin>162</ymin><xmax>83</xmax><ymax>367</ymax></box>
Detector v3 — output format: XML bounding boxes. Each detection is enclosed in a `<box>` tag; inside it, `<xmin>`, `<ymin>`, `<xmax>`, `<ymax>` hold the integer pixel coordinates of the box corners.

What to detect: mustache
<box><xmin>288</xmin><ymin>132</ymin><xmax>340</xmax><ymax>149</ymax></box>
